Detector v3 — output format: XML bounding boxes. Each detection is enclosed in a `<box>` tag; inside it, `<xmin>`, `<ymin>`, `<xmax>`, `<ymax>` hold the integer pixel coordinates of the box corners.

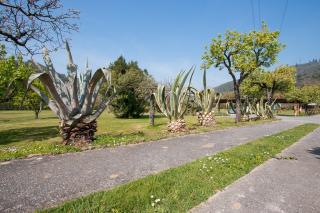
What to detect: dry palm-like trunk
<box><xmin>196</xmin><ymin>112</ymin><xmax>215</xmax><ymax>126</ymax></box>
<box><xmin>167</xmin><ymin>119</ymin><xmax>188</xmax><ymax>133</ymax></box>
<box><xmin>28</xmin><ymin>42</ymin><xmax>114</xmax><ymax>146</ymax></box>
<box><xmin>60</xmin><ymin>120</ymin><xmax>97</xmax><ymax>146</ymax></box>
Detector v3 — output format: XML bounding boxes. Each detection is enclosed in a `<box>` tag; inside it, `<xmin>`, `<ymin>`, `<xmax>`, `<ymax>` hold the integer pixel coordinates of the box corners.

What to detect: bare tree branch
<box><xmin>0</xmin><ymin>0</ymin><xmax>79</xmax><ymax>55</ymax></box>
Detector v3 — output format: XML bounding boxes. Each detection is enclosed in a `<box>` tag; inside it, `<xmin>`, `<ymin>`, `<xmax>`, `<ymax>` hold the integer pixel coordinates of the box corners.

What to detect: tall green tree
<box><xmin>242</xmin><ymin>65</ymin><xmax>296</xmax><ymax>103</ymax></box>
<box><xmin>108</xmin><ymin>56</ymin><xmax>156</xmax><ymax>118</ymax></box>
<box><xmin>12</xmin><ymin>81</ymin><xmax>45</xmax><ymax>119</ymax></box>
<box><xmin>0</xmin><ymin>45</ymin><xmax>44</xmax><ymax>118</ymax></box>
<box><xmin>0</xmin><ymin>47</ymin><xmax>28</xmax><ymax>102</ymax></box>
<box><xmin>203</xmin><ymin>23</ymin><xmax>283</xmax><ymax>122</ymax></box>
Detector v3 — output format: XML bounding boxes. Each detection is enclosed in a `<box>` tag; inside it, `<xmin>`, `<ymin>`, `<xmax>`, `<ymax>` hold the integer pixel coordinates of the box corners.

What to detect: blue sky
<box><xmin>44</xmin><ymin>0</ymin><xmax>320</xmax><ymax>88</ymax></box>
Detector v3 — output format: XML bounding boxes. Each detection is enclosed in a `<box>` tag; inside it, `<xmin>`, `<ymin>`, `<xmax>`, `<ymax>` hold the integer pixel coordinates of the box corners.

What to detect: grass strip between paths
<box><xmin>42</xmin><ymin>123</ymin><xmax>319</xmax><ymax>213</ymax></box>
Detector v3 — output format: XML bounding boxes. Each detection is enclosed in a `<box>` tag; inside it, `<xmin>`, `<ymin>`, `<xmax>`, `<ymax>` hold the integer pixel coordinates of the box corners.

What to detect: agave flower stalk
<box><xmin>194</xmin><ymin>68</ymin><xmax>221</xmax><ymax>126</ymax></box>
<box><xmin>153</xmin><ymin>67</ymin><xmax>195</xmax><ymax>133</ymax></box>
<box><xmin>28</xmin><ymin>42</ymin><xmax>114</xmax><ymax>146</ymax></box>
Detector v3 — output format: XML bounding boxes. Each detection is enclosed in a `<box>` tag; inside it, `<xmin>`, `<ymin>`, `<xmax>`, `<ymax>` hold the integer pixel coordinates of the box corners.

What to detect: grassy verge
<box><xmin>0</xmin><ymin>110</ymin><xmax>271</xmax><ymax>161</ymax></box>
<box><xmin>42</xmin><ymin>123</ymin><xmax>319</xmax><ymax>213</ymax></box>
<box><xmin>276</xmin><ymin>109</ymin><xmax>307</xmax><ymax>116</ymax></box>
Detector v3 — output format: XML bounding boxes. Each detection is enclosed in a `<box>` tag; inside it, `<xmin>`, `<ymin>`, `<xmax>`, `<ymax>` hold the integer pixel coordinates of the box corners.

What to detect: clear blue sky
<box><xmin>46</xmin><ymin>0</ymin><xmax>320</xmax><ymax>88</ymax></box>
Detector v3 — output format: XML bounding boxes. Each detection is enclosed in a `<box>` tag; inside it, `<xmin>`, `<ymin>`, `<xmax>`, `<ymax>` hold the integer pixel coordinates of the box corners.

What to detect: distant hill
<box><xmin>214</xmin><ymin>81</ymin><xmax>234</xmax><ymax>93</ymax></box>
<box><xmin>296</xmin><ymin>60</ymin><xmax>320</xmax><ymax>87</ymax></box>
<box><xmin>214</xmin><ymin>60</ymin><xmax>320</xmax><ymax>93</ymax></box>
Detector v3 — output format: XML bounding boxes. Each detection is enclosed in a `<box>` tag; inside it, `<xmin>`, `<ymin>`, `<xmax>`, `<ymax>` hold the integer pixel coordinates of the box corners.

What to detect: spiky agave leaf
<box><xmin>154</xmin><ymin>85</ymin><xmax>171</xmax><ymax>120</ymax></box>
<box><xmin>194</xmin><ymin>67</ymin><xmax>221</xmax><ymax>114</ymax></box>
<box><xmin>153</xmin><ymin>67</ymin><xmax>194</xmax><ymax>122</ymax></box>
<box><xmin>28</xmin><ymin>71</ymin><xmax>70</xmax><ymax>120</ymax></box>
<box><xmin>28</xmin><ymin>42</ymin><xmax>114</xmax><ymax>128</ymax></box>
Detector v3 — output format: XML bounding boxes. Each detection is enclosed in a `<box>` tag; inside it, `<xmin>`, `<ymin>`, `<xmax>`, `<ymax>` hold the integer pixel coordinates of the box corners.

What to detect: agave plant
<box><xmin>27</xmin><ymin>42</ymin><xmax>114</xmax><ymax>146</ymax></box>
<box><xmin>254</xmin><ymin>97</ymin><xmax>276</xmax><ymax>119</ymax></box>
<box><xmin>226</xmin><ymin>97</ymin><xmax>255</xmax><ymax>121</ymax></box>
<box><xmin>194</xmin><ymin>68</ymin><xmax>221</xmax><ymax>126</ymax></box>
<box><xmin>227</xmin><ymin>97</ymin><xmax>276</xmax><ymax>121</ymax></box>
<box><xmin>153</xmin><ymin>67</ymin><xmax>195</xmax><ymax>132</ymax></box>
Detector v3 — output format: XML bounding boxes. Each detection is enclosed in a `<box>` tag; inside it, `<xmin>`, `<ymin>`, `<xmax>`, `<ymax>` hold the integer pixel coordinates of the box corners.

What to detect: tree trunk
<box><xmin>149</xmin><ymin>96</ymin><xmax>155</xmax><ymax>126</ymax></box>
<box><xmin>234</xmin><ymin>85</ymin><xmax>241</xmax><ymax>123</ymax></box>
<box><xmin>266</xmin><ymin>89</ymin><xmax>274</xmax><ymax>106</ymax></box>
<box><xmin>34</xmin><ymin>111</ymin><xmax>39</xmax><ymax>119</ymax></box>
<box><xmin>59</xmin><ymin>120</ymin><xmax>97</xmax><ymax>146</ymax></box>
<box><xmin>34</xmin><ymin>102</ymin><xmax>42</xmax><ymax>119</ymax></box>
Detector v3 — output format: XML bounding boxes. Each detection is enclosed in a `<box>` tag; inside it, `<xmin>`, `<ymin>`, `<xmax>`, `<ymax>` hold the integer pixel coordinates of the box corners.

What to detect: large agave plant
<box><xmin>194</xmin><ymin>68</ymin><xmax>221</xmax><ymax>126</ymax></box>
<box><xmin>28</xmin><ymin>42</ymin><xmax>114</xmax><ymax>145</ymax></box>
<box><xmin>153</xmin><ymin>67</ymin><xmax>195</xmax><ymax>132</ymax></box>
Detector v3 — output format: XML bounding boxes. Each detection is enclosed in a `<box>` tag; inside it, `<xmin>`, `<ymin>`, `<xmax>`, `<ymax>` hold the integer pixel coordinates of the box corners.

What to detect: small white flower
<box><xmin>155</xmin><ymin>198</ymin><xmax>161</xmax><ymax>203</ymax></box>
<box><xmin>151</xmin><ymin>202</ymin><xmax>155</xmax><ymax>207</ymax></box>
<box><xmin>150</xmin><ymin>195</ymin><xmax>154</xmax><ymax>198</ymax></box>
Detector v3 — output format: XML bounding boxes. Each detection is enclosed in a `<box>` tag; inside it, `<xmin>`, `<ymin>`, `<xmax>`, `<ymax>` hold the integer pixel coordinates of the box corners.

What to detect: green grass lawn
<box><xmin>41</xmin><ymin>123</ymin><xmax>319</xmax><ymax>213</ymax></box>
<box><xmin>276</xmin><ymin>109</ymin><xmax>307</xmax><ymax>116</ymax></box>
<box><xmin>0</xmin><ymin>110</ymin><xmax>270</xmax><ymax>161</ymax></box>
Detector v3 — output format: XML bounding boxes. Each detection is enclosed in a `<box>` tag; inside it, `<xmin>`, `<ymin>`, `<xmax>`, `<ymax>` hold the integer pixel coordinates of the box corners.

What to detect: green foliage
<box><xmin>203</xmin><ymin>23</ymin><xmax>284</xmax><ymax>122</ymax></box>
<box><xmin>0</xmin><ymin>47</ymin><xmax>25</xmax><ymax>102</ymax></box>
<box><xmin>194</xmin><ymin>68</ymin><xmax>221</xmax><ymax>114</ymax></box>
<box><xmin>108</xmin><ymin>56</ymin><xmax>155</xmax><ymax>118</ymax></box>
<box><xmin>43</xmin><ymin>124</ymin><xmax>319</xmax><ymax>213</ymax></box>
<box><xmin>203</xmin><ymin>24</ymin><xmax>284</xmax><ymax>75</ymax></box>
<box><xmin>242</xmin><ymin>65</ymin><xmax>296</xmax><ymax>100</ymax></box>
<box><xmin>153</xmin><ymin>67</ymin><xmax>195</xmax><ymax>122</ymax></box>
<box><xmin>0</xmin><ymin>45</ymin><xmax>44</xmax><ymax>117</ymax></box>
<box><xmin>286</xmin><ymin>85</ymin><xmax>320</xmax><ymax>104</ymax></box>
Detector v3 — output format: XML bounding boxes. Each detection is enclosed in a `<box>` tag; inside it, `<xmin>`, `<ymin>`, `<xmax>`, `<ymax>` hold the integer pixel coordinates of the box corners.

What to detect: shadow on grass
<box><xmin>0</xmin><ymin>126</ymin><xmax>59</xmax><ymax>145</ymax></box>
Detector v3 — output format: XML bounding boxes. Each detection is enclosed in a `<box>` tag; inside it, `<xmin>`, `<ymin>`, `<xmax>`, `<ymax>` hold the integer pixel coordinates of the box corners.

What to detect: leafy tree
<box><xmin>203</xmin><ymin>23</ymin><xmax>283</xmax><ymax>122</ymax></box>
<box><xmin>242</xmin><ymin>65</ymin><xmax>296</xmax><ymax>103</ymax></box>
<box><xmin>108</xmin><ymin>56</ymin><xmax>156</xmax><ymax>118</ymax></box>
<box><xmin>0</xmin><ymin>45</ymin><xmax>44</xmax><ymax>118</ymax></box>
<box><xmin>286</xmin><ymin>85</ymin><xmax>320</xmax><ymax>104</ymax></box>
<box><xmin>0</xmin><ymin>46</ymin><xmax>28</xmax><ymax>102</ymax></box>
<box><xmin>12</xmin><ymin>81</ymin><xmax>45</xmax><ymax>119</ymax></box>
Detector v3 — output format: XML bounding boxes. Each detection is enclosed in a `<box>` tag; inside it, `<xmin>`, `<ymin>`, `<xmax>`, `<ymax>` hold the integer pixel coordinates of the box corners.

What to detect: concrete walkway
<box><xmin>0</xmin><ymin>116</ymin><xmax>318</xmax><ymax>212</ymax></box>
<box><xmin>191</xmin><ymin>120</ymin><xmax>320</xmax><ymax>213</ymax></box>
